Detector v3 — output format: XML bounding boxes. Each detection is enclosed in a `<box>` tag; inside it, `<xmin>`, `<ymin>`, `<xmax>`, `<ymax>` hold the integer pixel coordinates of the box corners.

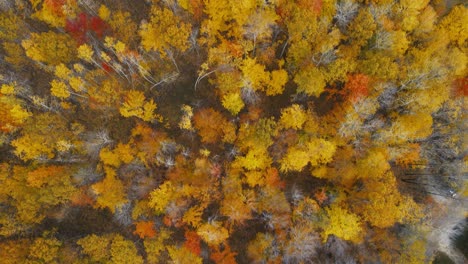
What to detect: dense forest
<box><xmin>0</xmin><ymin>0</ymin><xmax>467</xmax><ymax>263</ymax></box>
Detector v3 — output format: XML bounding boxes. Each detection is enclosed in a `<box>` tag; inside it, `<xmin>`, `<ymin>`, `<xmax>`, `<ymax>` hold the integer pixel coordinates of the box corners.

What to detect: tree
<box><xmin>167</xmin><ymin>246</ymin><xmax>203</xmax><ymax>264</ymax></box>
<box><xmin>110</xmin><ymin>235</ymin><xmax>144</xmax><ymax>264</ymax></box>
<box><xmin>437</xmin><ymin>5</ymin><xmax>467</xmax><ymax>48</ymax></box>
<box><xmin>140</xmin><ymin>6</ymin><xmax>191</xmax><ymax>56</ymax></box>
<box><xmin>144</xmin><ymin>228</ymin><xmax>172</xmax><ymax>263</ymax></box>
<box><xmin>222</xmin><ymin>92</ymin><xmax>245</xmax><ymax>115</ymax></box>
<box><xmin>278</xmin><ymin>104</ymin><xmax>307</xmax><ymax>130</ymax></box>
<box><xmin>352</xmin><ymin>171</ymin><xmax>422</xmax><ymax>228</ymax></box>
<box><xmin>22</xmin><ymin>31</ymin><xmax>77</xmax><ymax>65</ymax></box>
<box><xmin>196</xmin><ymin>221</ymin><xmax>230</xmax><ymax>246</ymax></box>
<box><xmin>0</xmin><ymin>85</ymin><xmax>31</xmax><ymax>133</ymax></box>
<box><xmin>1</xmin><ymin>165</ymin><xmax>77</xmax><ymax>226</ymax></box>
<box><xmin>29</xmin><ymin>236</ymin><xmax>62</xmax><ymax>263</ymax></box>
<box><xmin>77</xmin><ymin>234</ymin><xmax>143</xmax><ymax>264</ymax></box>
<box><xmin>30</xmin><ymin>0</ymin><xmax>77</xmax><ymax>27</ymax></box>
<box><xmin>193</xmin><ymin>108</ymin><xmax>236</xmax><ymax>144</ymax></box>
<box><xmin>294</xmin><ymin>65</ymin><xmax>327</xmax><ymax>97</ymax></box>
<box><xmin>134</xmin><ymin>221</ymin><xmax>157</xmax><ymax>239</ymax></box>
<box><xmin>247</xmin><ymin>233</ymin><xmax>278</xmax><ymax>263</ymax></box>
<box><xmin>91</xmin><ymin>166</ymin><xmax>128</xmax><ymax>213</ymax></box>
<box><xmin>77</xmin><ymin>234</ymin><xmax>112</xmax><ymax>262</ymax></box>
<box><xmin>210</xmin><ymin>244</ymin><xmax>237</xmax><ymax>264</ymax></box>
<box><xmin>148</xmin><ymin>181</ymin><xmax>176</xmax><ymax>214</ymax></box>
<box><xmin>344</xmin><ymin>74</ymin><xmax>369</xmax><ymax>103</ymax></box>
<box><xmin>322</xmin><ymin>204</ymin><xmax>363</xmax><ymax>243</ymax></box>
<box><xmin>12</xmin><ymin>113</ymin><xmax>81</xmax><ymax>161</ymax></box>
<box><xmin>280</xmin><ymin>137</ymin><xmax>336</xmax><ymax>172</ymax></box>
<box><xmin>120</xmin><ymin>90</ymin><xmax>160</xmax><ymax>122</ymax></box>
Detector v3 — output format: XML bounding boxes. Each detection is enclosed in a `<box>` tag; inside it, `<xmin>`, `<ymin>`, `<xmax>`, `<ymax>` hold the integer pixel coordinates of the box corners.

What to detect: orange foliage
<box><xmin>133</xmin><ymin>221</ymin><xmax>157</xmax><ymax>239</ymax></box>
<box><xmin>314</xmin><ymin>188</ymin><xmax>328</xmax><ymax>204</ymax></box>
<box><xmin>297</xmin><ymin>0</ymin><xmax>322</xmax><ymax>15</ymax></box>
<box><xmin>26</xmin><ymin>165</ymin><xmax>66</xmax><ymax>188</ymax></box>
<box><xmin>70</xmin><ymin>187</ymin><xmax>94</xmax><ymax>207</ymax></box>
<box><xmin>395</xmin><ymin>144</ymin><xmax>421</xmax><ymax>167</ymax></box>
<box><xmin>193</xmin><ymin>108</ymin><xmax>236</xmax><ymax>144</ymax></box>
<box><xmin>264</xmin><ymin>168</ymin><xmax>285</xmax><ymax>189</ymax></box>
<box><xmin>210</xmin><ymin>244</ymin><xmax>237</xmax><ymax>264</ymax></box>
<box><xmin>344</xmin><ymin>74</ymin><xmax>370</xmax><ymax>102</ymax></box>
<box><xmin>453</xmin><ymin>77</ymin><xmax>467</xmax><ymax>97</ymax></box>
<box><xmin>184</xmin><ymin>230</ymin><xmax>201</xmax><ymax>256</ymax></box>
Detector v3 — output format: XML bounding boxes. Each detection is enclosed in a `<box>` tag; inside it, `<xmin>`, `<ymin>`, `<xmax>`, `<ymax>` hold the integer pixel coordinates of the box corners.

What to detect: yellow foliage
<box><xmin>178</xmin><ymin>105</ymin><xmax>195</xmax><ymax>131</ymax></box>
<box><xmin>68</xmin><ymin>76</ymin><xmax>84</xmax><ymax>92</ymax></box>
<box><xmin>3</xmin><ymin>42</ymin><xmax>29</xmax><ymax>68</ymax></box>
<box><xmin>22</xmin><ymin>31</ymin><xmax>76</xmax><ymax>65</ymax></box>
<box><xmin>92</xmin><ymin>166</ymin><xmax>128</xmax><ymax>213</ymax></box>
<box><xmin>77</xmin><ymin>234</ymin><xmax>112</xmax><ymax>262</ymax></box>
<box><xmin>354</xmin><ymin>172</ymin><xmax>422</xmax><ymax>228</ymax></box>
<box><xmin>144</xmin><ymin>229</ymin><xmax>172</xmax><ymax>263</ymax></box>
<box><xmin>183</xmin><ymin>206</ymin><xmax>204</xmax><ymax>228</ymax></box>
<box><xmin>148</xmin><ymin>181</ymin><xmax>176</xmax><ymax>214</ymax></box>
<box><xmin>120</xmin><ymin>90</ymin><xmax>159</xmax><ymax>122</ymax></box>
<box><xmin>280</xmin><ymin>147</ymin><xmax>310</xmax><ymax>172</ymax></box>
<box><xmin>0</xmin><ymin>240</ymin><xmax>30</xmax><ymax>264</ymax></box>
<box><xmin>108</xmin><ymin>11</ymin><xmax>139</xmax><ymax>45</ymax></box>
<box><xmin>50</xmin><ymin>79</ymin><xmax>70</xmax><ymax>99</ymax></box>
<box><xmin>240</xmin><ymin>57</ymin><xmax>270</xmax><ymax>91</ymax></box>
<box><xmin>197</xmin><ymin>221</ymin><xmax>230</xmax><ymax>246</ymax></box>
<box><xmin>114</xmin><ymin>143</ymin><xmax>135</xmax><ymax>164</ymax></box>
<box><xmin>29</xmin><ymin>237</ymin><xmax>62</xmax><ymax>263</ymax></box>
<box><xmin>98</xmin><ymin>5</ymin><xmax>111</xmax><ymax>21</ymax></box>
<box><xmin>77</xmin><ymin>44</ymin><xmax>94</xmax><ymax>62</ymax></box>
<box><xmin>356</xmin><ymin>149</ymin><xmax>390</xmax><ymax>179</ymax></box>
<box><xmin>438</xmin><ymin>5</ymin><xmax>468</xmax><ymax>47</ymax></box>
<box><xmin>294</xmin><ymin>65</ymin><xmax>326</xmax><ymax>97</ymax></box>
<box><xmin>99</xmin><ymin>147</ymin><xmax>121</xmax><ymax>167</ymax></box>
<box><xmin>222</xmin><ymin>92</ymin><xmax>245</xmax><ymax>115</ymax></box>
<box><xmin>236</xmin><ymin>148</ymin><xmax>272</xmax><ymax>171</ymax></box>
<box><xmin>140</xmin><ymin>7</ymin><xmax>191</xmax><ymax>55</ymax></box>
<box><xmin>267</xmin><ymin>69</ymin><xmax>288</xmax><ymax>95</ymax></box>
<box><xmin>323</xmin><ymin>204</ymin><xmax>363</xmax><ymax>243</ymax></box>
<box><xmin>0</xmin><ymin>95</ymin><xmax>31</xmax><ymax>133</ymax></box>
<box><xmin>0</xmin><ymin>11</ymin><xmax>24</xmax><ymax>41</ymax></box>
<box><xmin>110</xmin><ymin>235</ymin><xmax>144</xmax><ymax>264</ymax></box>
<box><xmin>11</xmin><ymin>113</ymin><xmax>78</xmax><ymax>161</ymax></box>
<box><xmin>281</xmin><ymin>137</ymin><xmax>336</xmax><ymax>172</ymax></box>
<box><xmin>385</xmin><ymin>112</ymin><xmax>433</xmax><ymax>143</ymax></box>
<box><xmin>167</xmin><ymin>246</ymin><xmax>203</xmax><ymax>264</ymax></box>
<box><xmin>279</xmin><ymin>104</ymin><xmax>307</xmax><ymax>130</ymax></box>
<box><xmin>54</xmin><ymin>63</ymin><xmax>71</xmax><ymax>79</ymax></box>
<box><xmin>391</xmin><ymin>31</ymin><xmax>409</xmax><ymax>56</ymax></box>
<box><xmin>1</xmin><ymin>84</ymin><xmax>16</xmax><ymax>95</ymax></box>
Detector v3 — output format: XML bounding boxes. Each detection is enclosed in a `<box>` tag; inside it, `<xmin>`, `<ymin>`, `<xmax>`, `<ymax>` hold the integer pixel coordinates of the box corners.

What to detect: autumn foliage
<box><xmin>0</xmin><ymin>1</ymin><xmax>466</xmax><ymax>263</ymax></box>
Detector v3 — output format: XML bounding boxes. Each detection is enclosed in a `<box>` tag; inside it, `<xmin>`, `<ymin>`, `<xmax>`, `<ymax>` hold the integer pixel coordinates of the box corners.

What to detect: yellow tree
<box><xmin>322</xmin><ymin>204</ymin><xmax>364</xmax><ymax>243</ymax></box>
<box><xmin>352</xmin><ymin>171</ymin><xmax>422</xmax><ymax>228</ymax></box>
<box><xmin>1</xmin><ymin>165</ymin><xmax>77</xmax><ymax>225</ymax></box>
<box><xmin>0</xmin><ymin>84</ymin><xmax>31</xmax><ymax>133</ymax></box>
<box><xmin>92</xmin><ymin>166</ymin><xmax>128</xmax><ymax>213</ymax></box>
<box><xmin>28</xmin><ymin>236</ymin><xmax>62</xmax><ymax>263</ymax></box>
<box><xmin>279</xmin><ymin>104</ymin><xmax>307</xmax><ymax>130</ymax></box>
<box><xmin>77</xmin><ymin>234</ymin><xmax>143</xmax><ymax>264</ymax></box>
<box><xmin>22</xmin><ymin>31</ymin><xmax>77</xmax><ymax>65</ymax></box>
<box><xmin>280</xmin><ymin>137</ymin><xmax>336</xmax><ymax>172</ymax></box>
<box><xmin>11</xmin><ymin>113</ymin><xmax>82</xmax><ymax>161</ymax></box>
<box><xmin>196</xmin><ymin>221</ymin><xmax>230</xmax><ymax>246</ymax></box>
<box><xmin>294</xmin><ymin>65</ymin><xmax>327</xmax><ymax>97</ymax></box>
<box><xmin>120</xmin><ymin>90</ymin><xmax>160</xmax><ymax>122</ymax></box>
<box><xmin>140</xmin><ymin>6</ymin><xmax>191</xmax><ymax>56</ymax></box>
